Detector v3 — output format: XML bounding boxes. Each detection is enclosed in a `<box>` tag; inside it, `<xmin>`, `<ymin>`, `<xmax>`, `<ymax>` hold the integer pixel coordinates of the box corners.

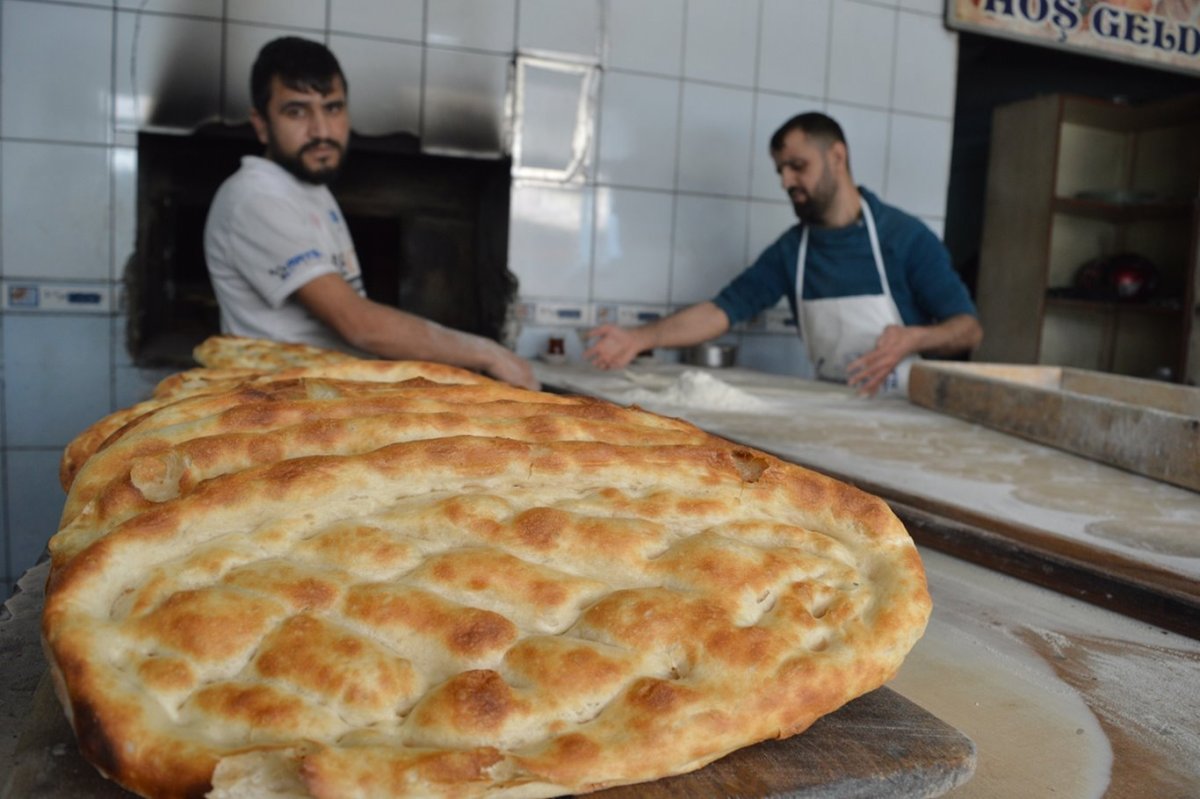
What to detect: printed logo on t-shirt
<box><xmin>329</xmin><ymin>209</ymin><xmax>341</xmax><ymax>224</ymax></box>
<box><xmin>270</xmin><ymin>248</ymin><xmax>322</xmax><ymax>280</ymax></box>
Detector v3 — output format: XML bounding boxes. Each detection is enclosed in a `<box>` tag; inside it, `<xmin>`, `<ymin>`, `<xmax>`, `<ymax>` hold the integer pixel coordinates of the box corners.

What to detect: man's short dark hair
<box><xmin>251</xmin><ymin>36</ymin><xmax>347</xmax><ymax>116</ymax></box>
<box><xmin>769</xmin><ymin>112</ymin><xmax>846</xmax><ymax>153</ymax></box>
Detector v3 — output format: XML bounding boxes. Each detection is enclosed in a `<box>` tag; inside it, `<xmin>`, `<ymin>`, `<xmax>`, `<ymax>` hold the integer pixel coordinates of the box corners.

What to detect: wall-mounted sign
<box><xmin>947</xmin><ymin>1</ymin><xmax>1200</xmax><ymax>77</ymax></box>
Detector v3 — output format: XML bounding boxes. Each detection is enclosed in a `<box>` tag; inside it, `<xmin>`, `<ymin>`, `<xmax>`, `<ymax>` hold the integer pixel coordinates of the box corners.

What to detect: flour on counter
<box><xmin>615</xmin><ymin>369</ymin><xmax>769</xmax><ymax>412</ymax></box>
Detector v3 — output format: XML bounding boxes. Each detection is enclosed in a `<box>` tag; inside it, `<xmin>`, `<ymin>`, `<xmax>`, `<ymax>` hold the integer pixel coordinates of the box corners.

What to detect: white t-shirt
<box><xmin>204</xmin><ymin>156</ymin><xmax>365</xmax><ymax>352</ymax></box>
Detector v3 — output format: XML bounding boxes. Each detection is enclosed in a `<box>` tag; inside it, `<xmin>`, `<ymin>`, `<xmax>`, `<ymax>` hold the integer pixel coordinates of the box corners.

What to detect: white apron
<box><xmin>794</xmin><ymin>199</ymin><xmax>918</xmax><ymax>394</ymax></box>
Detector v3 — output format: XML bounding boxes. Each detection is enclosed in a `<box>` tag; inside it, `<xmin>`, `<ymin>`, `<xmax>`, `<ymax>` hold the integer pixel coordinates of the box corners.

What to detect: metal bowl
<box><xmin>684</xmin><ymin>342</ymin><xmax>738</xmax><ymax>368</ymax></box>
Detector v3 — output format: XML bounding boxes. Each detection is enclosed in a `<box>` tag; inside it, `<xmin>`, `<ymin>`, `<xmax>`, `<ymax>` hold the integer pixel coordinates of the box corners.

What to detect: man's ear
<box><xmin>828</xmin><ymin>141</ymin><xmax>849</xmax><ymax>175</ymax></box>
<box><xmin>249</xmin><ymin>109</ymin><xmax>270</xmax><ymax>146</ymax></box>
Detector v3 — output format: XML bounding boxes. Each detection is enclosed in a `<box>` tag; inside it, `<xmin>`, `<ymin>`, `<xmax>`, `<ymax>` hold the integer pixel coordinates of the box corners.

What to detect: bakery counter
<box><xmin>533</xmin><ymin>361</ymin><xmax>1200</xmax><ymax>637</ymax></box>
<box><xmin>5</xmin><ymin>547</ymin><xmax>1198</xmax><ymax>798</ymax></box>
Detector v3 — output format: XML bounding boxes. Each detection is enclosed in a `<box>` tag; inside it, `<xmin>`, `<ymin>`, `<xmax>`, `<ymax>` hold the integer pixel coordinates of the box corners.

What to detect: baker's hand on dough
<box><xmin>584</xmin><ymin>325</ymin><xmax>646</xmax><ymax>371</ymax></box>
<box><xmin>846</xmin><ymin>324</ymin><xmax>919</xmax><ymax>397</ymax></box>
<box><xmin>484</xmin><ymin>345</ymin><xmax>540</xmax><ymax>390</ymax></box>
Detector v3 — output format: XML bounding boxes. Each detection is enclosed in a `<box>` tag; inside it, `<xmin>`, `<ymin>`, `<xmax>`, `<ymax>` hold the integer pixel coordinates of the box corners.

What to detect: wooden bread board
<box><xmin>5</xmin><ymin>673</ymin><xmax>975</xmax><ymax>799</ymax></box>
<box><xmin>908</xmin><ymin>362</ymin><xmax>1200</xmax><ymax>492</ymax></box>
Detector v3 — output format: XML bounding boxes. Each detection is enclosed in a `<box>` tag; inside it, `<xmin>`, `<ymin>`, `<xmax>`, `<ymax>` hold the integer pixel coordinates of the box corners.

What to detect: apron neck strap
<box><xmin>797</xmin><ymin>193</ymin><xmax>890</xmax><ymax>298</ymax></box>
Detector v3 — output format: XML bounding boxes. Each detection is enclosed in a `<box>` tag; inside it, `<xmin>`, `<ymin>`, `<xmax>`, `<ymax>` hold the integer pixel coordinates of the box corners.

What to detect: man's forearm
<box><xmin>913</xmin><ymin>313</ymin><xmax>983</xmax><ymax>357</ymax></box>
<box><xmin>639</xmin><ymin>302</ymin><xmax>732</xmax><ymax>349</ymax></box>
<box><xmin>346</xmin><ymin>301</ymin><xmax>500</xmax><ymax>369</ymax></box>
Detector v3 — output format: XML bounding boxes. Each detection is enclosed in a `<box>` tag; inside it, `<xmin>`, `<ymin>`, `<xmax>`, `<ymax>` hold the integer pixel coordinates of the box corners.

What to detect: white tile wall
<box><xmin>826</xmin><ymin>101</ymin><xmax>892</xmax><ymax>195</ymax></box>
<box><xmin>227</xmin><ymin>0</ymin><xmax>326</xmax><ymax>30</ymax></box>
<box><xmin>509</xmin><ymin>182</ymin><xmax>595</xmax><ymax>300</ymax></box>
<box><xmin>422</xmin><ymin>47</ymin><xmax>509</xmax><ymax>154</ymax></box>
<box><xmin>677</xmin><ymin>83</ymin><xmax>755</xmax><ymax>196</ymax></box>
<box><xmin>886</xmin><ymin>113</ymin><xmax>953</xmax><ymax>217</ymax></box>
<box><xmin>5</xmin><ymin>449</ymin><xmax>64</xmax><ymax>579</ymax></box>
<box><xmin>115</xmin><ymin>11</ymin><xmax>223</xmax><ymax>132</ymax></box>
<box><xmin>112</xmin><ymin>147</ymin><xmax>137</xmax><ymax>282</ymax></box>
<box><xmin>828</xmin><ymin>1</ymin><xmax>897</xmax><ymax>109</ymax></box>
<box><xmin>427</xmin><ymin>0</ymin><xmax>516</xmax><ymax>52</ymax></box>
<box><xmin>518</xmin><ymin>0</ymin><xmax>602</xmax><ymax>60</ymax></box>
<box><xmin>1</xmin><ymin>141</ymin><xmax>111</xmax><ymax>281</ymax></box>
<box><xmin>593</xmin><ymin>187</ymin><xmax>673</xmax><ymax>304</ymax></box>
<box><xmin>0</xmin><ymin>452</ymin><xmax>8</xmax><ymax>595</ymax></box>
<box><xmin>758</xmin><ymin>0</ymin><xmax>831</xmax><ymax>99</ymax></box>
<box><xmin>330</xmin><ymin>34</ymin><xmax>423</xmax><ymax>135</ymax></box>
<box><xmin>900</xmin><ymin>0</ymin><xmax>946</xmax><ymax>15</ymax></box>
<box><xmin>1</xmin><ymin>1</ymin><xmax>112</xmax><ymax>144</ymax></box>
<box><xmin>0</xmin><ymin>0</ymin><xmax>960</xmax><ymax>586</ymax></box>
<box><xmin>2</xmin><ymin>315</ymin><xmax>113</xmax><ymax>448</ymax></box>
<box><xmin>596</xmin><ymin>72</ymin><xmax>680</xmax><ymax>190</ymax></box>
<box><xmin>892</xmin><ymin>11</ymin><xmax>957</xmax><ymax>118</ymax></box>
<box><xmin>514</xmin><ymin>60</ymin><xmax>596</xmax><ymax>179</ymax></box>
<box><xmin>330</xmin><ymin>0</ymin><xmax>424</xmax><ymax>41</ymax></box>
<box><xmin>116</xmin><ymin>0</ymin><xmax>223</xmax><ymax>16</ymax></box>
<box><xmin>604</xmin><ymin>0</ymin><xmax>684</xmax><ymax>76</ymax></box>
<box><xmin>683</xmin><ymin>0</ymin><xmax>759</xmax><ymax>88</ymax></box>
<box><xmin>670</xmin><ymin>195</ymin><xmax>748</xmax><ymax>305</ymax></box>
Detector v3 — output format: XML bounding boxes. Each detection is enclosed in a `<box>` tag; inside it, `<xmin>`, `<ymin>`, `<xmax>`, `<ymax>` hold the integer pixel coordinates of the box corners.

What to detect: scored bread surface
<box><xmin>43</xmin><ymin>338</ymin><xmax>930</xmax><ymax>799</ymax></box>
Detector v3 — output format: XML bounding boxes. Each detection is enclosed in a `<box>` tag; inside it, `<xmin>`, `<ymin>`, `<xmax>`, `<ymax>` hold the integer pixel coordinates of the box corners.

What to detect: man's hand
<box><xmin>847</xmin><ymin>314</ymin><xmax>982</xmax><ymax>397</ymax></box>
<box><xmin>584</xmin><ymin>324</ymin><xmax>649</xmax><ymax>370</ymax></box>
<box><xmin>481</xmin><ymin>344</ymin><xmax>539</xmax><ymax>390</ymax></box>
<box><xmin>846</xmin><ymin>324</ymin><xmax>921</xmax><ymax>397</ymax></box>
<box><xmin>295</xmin><ymin>274</ymin><xmax>539</xmax><ymax>389</ymax></box>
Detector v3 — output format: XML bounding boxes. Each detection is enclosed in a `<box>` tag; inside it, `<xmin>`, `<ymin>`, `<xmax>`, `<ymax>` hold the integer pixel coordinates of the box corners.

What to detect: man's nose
<box><xmin>308</xmin><ymin>109</ymin><xmax>330</xmax><ymax>139</ymax></box>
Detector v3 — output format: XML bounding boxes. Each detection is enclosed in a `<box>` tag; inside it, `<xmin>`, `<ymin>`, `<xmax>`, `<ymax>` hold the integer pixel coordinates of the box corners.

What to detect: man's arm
<box><xmin>846</xmin><ymin>313</ymin><xmax>982</xmax><ymax>397</ymax></box>
<box><xmin>295</xmin><ymin>274</ymin><xmax>538</xmax><ymax>389</ymax></box>
<box><xmin>584</xmin><ymin>301</ymin><xmax>731</xmax><ymax>370</ymax></box>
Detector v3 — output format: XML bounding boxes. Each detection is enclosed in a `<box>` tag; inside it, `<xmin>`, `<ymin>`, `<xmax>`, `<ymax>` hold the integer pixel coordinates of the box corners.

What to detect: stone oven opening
<box><xmin>127</xmin><ymin>124</ymin><xmax>515</xmax><ymax>367</ymax></box>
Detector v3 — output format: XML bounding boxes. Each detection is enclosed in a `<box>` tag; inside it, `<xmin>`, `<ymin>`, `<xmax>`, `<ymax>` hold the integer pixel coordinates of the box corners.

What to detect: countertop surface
<box><xmin>533</xmin><ymin>362</ymin><xmax>1200</xmax><ymax>580</ymax></box>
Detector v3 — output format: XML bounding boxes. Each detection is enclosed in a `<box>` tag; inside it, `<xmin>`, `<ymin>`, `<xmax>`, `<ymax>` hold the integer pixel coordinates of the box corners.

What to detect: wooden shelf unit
<box><xmin>975</xmin><ymin>93</ymin><xmax>1200</xmax><ymax>384</ymax></box>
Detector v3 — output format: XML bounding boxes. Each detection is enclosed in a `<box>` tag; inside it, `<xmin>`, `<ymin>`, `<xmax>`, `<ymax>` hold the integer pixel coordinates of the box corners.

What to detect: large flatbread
<box><xmin>43</xmin><ymin>351</ymin><xmax>930</xmax><ymax>799</ymax></box>
<box><xmin>192</xmin><ymin>334</ymin><xmax>358</xmax><ymax>370</ymax></box>
<box><xmin>59</xmin><ymin>355</ymin><xmax>493</xmax><ymax>492</ymax></box>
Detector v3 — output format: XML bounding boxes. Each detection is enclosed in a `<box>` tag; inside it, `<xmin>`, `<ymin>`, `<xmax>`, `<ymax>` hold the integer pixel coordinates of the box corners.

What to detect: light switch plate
<box><xmin>2</xmin><ymin>281</ymin><xmax>112</xmax><ymax>313</ymax></box>
<box><xmin>518</xmin><ymin>300</ymin><xmax>591</xmax><ymax>326</ymax></box>
<box><xmin>616</xmin><ymin>304</ymin><xmax>666</xmax><ymax>326</ymax></box>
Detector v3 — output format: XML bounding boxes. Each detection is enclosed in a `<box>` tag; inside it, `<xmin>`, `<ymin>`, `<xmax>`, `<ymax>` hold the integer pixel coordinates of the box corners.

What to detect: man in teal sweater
<box><xmin>585</xmin><ymin>112</ymin><xmax>983</xmax><ymax>397</ymax></box>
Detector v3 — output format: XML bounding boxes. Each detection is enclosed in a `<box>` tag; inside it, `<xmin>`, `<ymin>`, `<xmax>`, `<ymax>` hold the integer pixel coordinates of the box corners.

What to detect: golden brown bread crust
<box><xmin>192</xmin><ymin>335</ymin><xmax>356</xmax><ymax>370</ymax></box>
<box><xmin>59</xmin><ymin>356</ymin><xmax>495</xmax><ymax>492</ymax></box>
<box><xmin>44</xmin><ymin>360</ymin><xmax>930</xmax><ymax>799</ymax></box>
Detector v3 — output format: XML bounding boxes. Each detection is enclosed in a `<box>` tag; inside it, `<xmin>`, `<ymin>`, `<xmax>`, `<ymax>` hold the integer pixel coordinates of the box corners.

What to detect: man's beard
<box><xmin>790</xmin><ymin>160</ymin><xmax>838</xmax><ymax>225</ymax></box>
<box><xmin>270</xmin><ymin>138</ymin><xmax>346</xmax><ymax>185</ymax></box>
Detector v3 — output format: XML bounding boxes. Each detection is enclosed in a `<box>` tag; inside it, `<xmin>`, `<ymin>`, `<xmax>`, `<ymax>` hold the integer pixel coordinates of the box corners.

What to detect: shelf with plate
<box><xmin>975</xmin><ymin>93</ymin><xmax>1200</xmax><ymax>384</ymax></box>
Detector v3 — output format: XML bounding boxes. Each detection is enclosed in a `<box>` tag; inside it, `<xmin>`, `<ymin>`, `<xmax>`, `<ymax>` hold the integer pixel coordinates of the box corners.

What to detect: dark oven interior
<box><xmin>128</xmin><ymin>124</ymin><xmax>515</xmax><ymax>367</ymax></box>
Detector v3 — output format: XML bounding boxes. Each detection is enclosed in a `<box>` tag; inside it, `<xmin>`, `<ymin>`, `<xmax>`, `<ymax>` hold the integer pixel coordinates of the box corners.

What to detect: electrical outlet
<box><xmin>532</xmin><ymin>301</ymin><xmax>590</xmax><ymax>326</ymax></box>
<box><xmin>616</xmin><ymin>304</ymin><xmax>666</xmax><ymax>326</ymax></box>
<box><xmin>3</xmin><ymin>282</ymin><xmax>112</xmax><ymax>313</ymax></box>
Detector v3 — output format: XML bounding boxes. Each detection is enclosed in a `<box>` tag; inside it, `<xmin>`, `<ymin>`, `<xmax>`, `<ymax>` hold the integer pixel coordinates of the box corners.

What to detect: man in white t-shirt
<box><xmin>204</xmin><ymin>36</ymin><xmax>536</xmax><ymax>389</ymax></box>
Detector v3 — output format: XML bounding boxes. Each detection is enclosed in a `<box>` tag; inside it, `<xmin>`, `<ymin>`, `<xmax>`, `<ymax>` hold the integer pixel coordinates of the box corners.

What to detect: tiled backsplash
<box><xmin>0</xmin><ymin>0</ymin><xmax>958</xmax><ymax>594</ymax></box>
